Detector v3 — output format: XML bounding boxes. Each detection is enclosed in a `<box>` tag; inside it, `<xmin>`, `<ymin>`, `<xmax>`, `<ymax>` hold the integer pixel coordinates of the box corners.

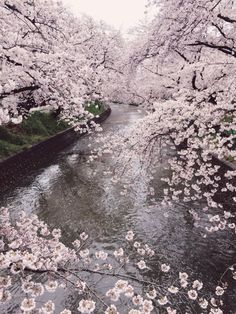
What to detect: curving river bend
<box><xmin>0</xmin><ymin>104</ymin><xmax>236</xmax><ymax>313</ymax></box>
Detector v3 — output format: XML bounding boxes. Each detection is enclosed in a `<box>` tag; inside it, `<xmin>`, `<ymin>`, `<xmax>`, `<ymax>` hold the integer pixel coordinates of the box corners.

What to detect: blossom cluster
<box><xmin>0</xmin><ymin>207</ymin><xmax>231</xmax><ymax>313</ymax></box>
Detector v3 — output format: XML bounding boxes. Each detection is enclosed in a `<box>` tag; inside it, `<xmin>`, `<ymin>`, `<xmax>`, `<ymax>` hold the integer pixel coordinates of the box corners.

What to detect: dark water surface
<box><xmin>0</xmin><ymin>104</ymin><xmax>236</xmax><ymax>313</ymax></box>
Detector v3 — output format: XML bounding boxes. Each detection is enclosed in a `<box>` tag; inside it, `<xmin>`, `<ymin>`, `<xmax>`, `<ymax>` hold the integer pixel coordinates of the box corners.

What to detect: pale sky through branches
<box><xmin>61</xmin><ymin>0</ymin><xmax>149</xmax><ymax>32</ymax></box>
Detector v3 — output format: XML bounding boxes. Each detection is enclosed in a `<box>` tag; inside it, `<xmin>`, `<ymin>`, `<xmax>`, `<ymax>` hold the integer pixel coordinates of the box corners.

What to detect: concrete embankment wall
<box><xmin>0</xmin><ymin>108</ymin><xmax>111</xmax><ymax>188</ymax></box>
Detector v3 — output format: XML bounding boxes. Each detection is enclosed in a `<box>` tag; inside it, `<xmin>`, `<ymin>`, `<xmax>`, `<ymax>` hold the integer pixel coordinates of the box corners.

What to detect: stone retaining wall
<box><xmin>0</xmin><ymin>108</ymin><xmax>111</xmax><ymax>187</ymax></box>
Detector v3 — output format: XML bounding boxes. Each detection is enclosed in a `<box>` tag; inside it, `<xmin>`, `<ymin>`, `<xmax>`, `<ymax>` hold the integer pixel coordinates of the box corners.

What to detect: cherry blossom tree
<box><xmin>0</xmin><ymin>0</ymin><xmax>123</xmax><ymax>125</ymax></box>
<box><xmin>0</xmin><ymin>207</ymin><xmax>228</xmax><ymax>313</ymax></box>
<box><xmin>0</xmin><ymin>0</ymin><xmax>236</xmax><ymax>313</ymax></box>
<box><xmin>105</xmin><ymin>0</ymin><xmax>236</xmax><ymax>210</ymax></box>
<box><xmin>92</xmin><ymin>1</ymin><xmax>236</xmax><ymax>310</ymax></box>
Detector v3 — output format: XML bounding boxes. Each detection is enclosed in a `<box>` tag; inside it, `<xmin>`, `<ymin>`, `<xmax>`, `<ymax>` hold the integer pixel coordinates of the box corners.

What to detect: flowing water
<box><xmin>0</xmin><ymin>104</ymin><xmax>236</xmax><ymax>313</ymax></box>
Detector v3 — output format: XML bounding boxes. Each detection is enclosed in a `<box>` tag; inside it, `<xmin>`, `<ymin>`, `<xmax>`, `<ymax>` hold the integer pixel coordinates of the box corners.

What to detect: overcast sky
<box><xmin>62</xmin><ymin>0</ymin><xmax>149</xmax><ymax>32</ymax></box>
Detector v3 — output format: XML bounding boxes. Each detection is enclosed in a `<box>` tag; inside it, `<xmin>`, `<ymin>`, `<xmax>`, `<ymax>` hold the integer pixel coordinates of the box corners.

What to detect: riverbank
<box><xmin>0</xmin><ymin>102</ymin><xmax>106</xmax><ymax>160</ymax></box>
<box><xmin>0</xmin><ymin>105</ymin><xmax>111</xmax><ymax>188</ymax></box>
<box><xmin>0</xmin><ymin>112</ymin><xmax>69</xmax><ymax>160</ymax></box>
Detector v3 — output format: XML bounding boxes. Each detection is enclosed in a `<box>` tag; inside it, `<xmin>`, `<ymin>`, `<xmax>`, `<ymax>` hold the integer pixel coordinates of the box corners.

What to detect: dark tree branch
<box><xmin>192</xmin><ymin>70</ymin><xmax>200</xmax><ymax>91</ymax></box>
<box><xmin>174</xmin><ymin>49</ymin><xmax>190</xmax><ymax>63</ymax></box>
<box><xmin>0</xmin><ymin>85</ymin><xmax>40</xmax><ymax>99</ymax></box>
<box><xmin>188</xmin><ymin>41</ymin><xmax>236</xmax><ymax>58</ymax></box>
<box><xmin>2</xmin><ymin>55</ymin><xmax>22</xmax><ymax>66</ymax></box>
<box><xmin>217</xmin><ymin>13</ymin><xmax>236</xmax><ymax>23</ymax></box>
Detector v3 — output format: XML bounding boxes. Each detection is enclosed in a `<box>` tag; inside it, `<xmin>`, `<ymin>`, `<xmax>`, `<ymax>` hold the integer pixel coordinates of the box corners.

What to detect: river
<box><xmin>0</xmin><ymin>104</ymin><xmax>235</xmax><ymax>313</ymax></box>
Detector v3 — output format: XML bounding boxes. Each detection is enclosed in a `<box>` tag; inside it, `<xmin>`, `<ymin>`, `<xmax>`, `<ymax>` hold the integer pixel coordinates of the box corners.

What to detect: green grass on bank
<box><xmin>0</xmin><ymin>112</ymin><xmax>69</xmax><ymax>160</ymax></box>
<box><xmin>85</xmin><ymin>100</ymin><xmax>105</xmax><ymax>116</ymax></box>
<box><xmin>0</xmin><ymin>102</ymin><xmax>106</xmax><ymax>160</ymax></box>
